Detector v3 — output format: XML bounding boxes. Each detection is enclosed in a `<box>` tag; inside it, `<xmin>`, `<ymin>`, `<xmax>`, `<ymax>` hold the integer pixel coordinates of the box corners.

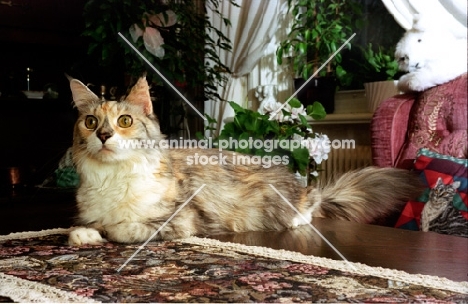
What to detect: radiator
<box><xmin>319</xmin><ymin>145</ymin><xmax>373</xmax><ymax>181</ymax></box>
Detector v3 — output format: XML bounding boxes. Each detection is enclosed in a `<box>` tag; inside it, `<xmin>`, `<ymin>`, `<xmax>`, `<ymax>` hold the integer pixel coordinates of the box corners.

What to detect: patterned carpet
<box><xmin>0</xmin><ymin>228</ymin><xmax>467</xmax><ymax>303</ymax></box>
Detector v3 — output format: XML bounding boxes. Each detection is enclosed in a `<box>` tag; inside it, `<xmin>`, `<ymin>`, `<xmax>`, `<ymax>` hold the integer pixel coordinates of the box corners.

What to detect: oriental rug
<box><xmin>0</xmin><ymin>228</ymin><xmax>467</xmax><ymax>303</ymax></box>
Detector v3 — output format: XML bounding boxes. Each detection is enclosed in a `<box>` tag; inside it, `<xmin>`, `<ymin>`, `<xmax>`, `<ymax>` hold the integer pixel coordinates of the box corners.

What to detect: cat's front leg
<box><xmin>105</xmin><ymin>222</ymin><xmax>194</xmax><ymax>243</ymax></box>
<box><xmin>69</xmin><ymin>227</ymin><xmax>105</xmax><ymax>246</ymax></box>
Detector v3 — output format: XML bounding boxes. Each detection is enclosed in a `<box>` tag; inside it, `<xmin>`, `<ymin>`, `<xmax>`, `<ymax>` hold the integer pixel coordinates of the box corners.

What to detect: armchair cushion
<box><xmin>395</xmin><ymin>149</ymin><xmax>467</xmax><ymax>237</ymax></box>
<box><xmin>371</xmin><ymin>94</ymin><xmax>415</xmax><ymax>168</ymax></box>
<box><xmin>395</xmin><ymin>73</ymin><xmax>467</xmax><ymax>169</ymax></box>
<box><xmin>371</xmin><ymin>73</ymin><xmax>467</xmax><ymax>169</ymax></box>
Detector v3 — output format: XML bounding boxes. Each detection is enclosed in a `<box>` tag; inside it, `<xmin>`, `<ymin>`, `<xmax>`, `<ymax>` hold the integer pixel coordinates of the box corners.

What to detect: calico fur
<box><xmin>68</xmin><ymin>77</ymin><xmax>423</xmax><ymax>245</ymax></box>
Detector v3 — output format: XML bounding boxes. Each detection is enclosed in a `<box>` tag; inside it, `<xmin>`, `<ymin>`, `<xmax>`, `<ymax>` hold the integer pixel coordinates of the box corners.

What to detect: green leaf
<box><xmin>244</xmin><ymin>115</ymin><xmax>260</xmax><ymax>132</ymax></box>
<box><xmin>276</xmin><ymin>48</ymin><xmax>283</xmax><ymax>65</ymax></box>
<box><xmin>311</xmin><ymin>29</ymin><xmax>319</xmax><ymax>39</ymax></box>
<box><xmin>298</xmin><ymin>42</ymin><xmax>307</xmax><ymax>55</ymax></box>
<box><xmin>195</xmin><ymin>131</ymin><xmax>205</xmax><ymax>140</ymax></box>
<box><xmin>229</xmin><ymin>101</ymin><xmax>244</xmax><ymax>113</ymax></box>
<box><xmin>291</xmin><ymin>147</ymin><xmax>310</xmax><ymax>175</ymax></box>
<box><xmin>288</xmin><ymin>97</ymin><xmax>302</xmax><ymax>108</ymax></box>
<box><xmin>299</xmin><ymin>114</ymin><xmax>309</xmax><ymax>126</ymax></box>
<box><xmin>237</xmin><ymin>132</ymin><xmax>252</xmax><ymax>154</ymax></box>
<box><xmin>335</xmin><ymin>65</ymin><xmax>346</xmax><ymax>78</ymax></box>
<box><xmin>305</xmin><ymin>29</ymin><xmax>311</xmax><ymax>41</ymax></box>
<box><xmin>220</xmin><ymin>122</ymin><xmax>235</xmax><ymax>137</ymax></box>
<box><xmin>205</xmin><ymin>114</ymin><xmax>217</xmax><ymax>124</ymax></box>
<box><xmin>307</xmin><ymin>102</ymin><xmax>326</xmax><ymax>120</ymax></box>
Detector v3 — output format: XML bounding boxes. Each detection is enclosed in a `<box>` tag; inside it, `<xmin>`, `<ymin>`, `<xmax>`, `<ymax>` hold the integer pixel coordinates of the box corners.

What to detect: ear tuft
<box><xmin>126</xmin><ymin>77</ymin><xmax>153</xmax><ymax>115</ymax></box>
<box><xmin>69</xmin><ymin>78</ymin><xmax>99</xmax><ymax>112</ymax></box>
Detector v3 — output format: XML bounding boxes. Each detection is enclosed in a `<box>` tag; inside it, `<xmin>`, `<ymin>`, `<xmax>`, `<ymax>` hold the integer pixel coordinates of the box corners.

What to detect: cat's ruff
<box><xmin>68</xmin><ymin>76</ymin><xmax>423</xmax><ymax>245</ymax></box>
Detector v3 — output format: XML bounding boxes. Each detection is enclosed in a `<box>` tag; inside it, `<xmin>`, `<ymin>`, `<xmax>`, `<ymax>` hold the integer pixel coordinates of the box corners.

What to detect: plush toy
<box><xmin>395</xmin><ymin>14</ymin><xmax>467</xmax><ymax>93</ymax></box>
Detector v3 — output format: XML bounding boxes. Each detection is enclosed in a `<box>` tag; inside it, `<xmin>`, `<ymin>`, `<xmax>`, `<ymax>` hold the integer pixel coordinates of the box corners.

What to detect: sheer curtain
<box><xmin>204</xmin><ymin>0</ymin><xmax>289</xmax><ymax>136</ymax></box>
<box><xmin>382</xmin><ymin>0</ymin><xmax>467</xmax><ymax>37</ymax></box>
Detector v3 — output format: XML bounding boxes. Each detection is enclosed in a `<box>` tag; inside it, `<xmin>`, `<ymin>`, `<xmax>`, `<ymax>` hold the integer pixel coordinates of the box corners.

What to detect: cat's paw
<box><xmin>291</xmin><ymin>211</ymin><xmax>312</xmax><ymax>228</ymax></box>
<box><xmin>69</xmin><ymin>227</ymin><xmax>105</xmax><ymax>246</ymax></box>
<box><xmin>398</xmin><ymin>72</ymin><xmax>431</xmax><ymax>92</ymax></box>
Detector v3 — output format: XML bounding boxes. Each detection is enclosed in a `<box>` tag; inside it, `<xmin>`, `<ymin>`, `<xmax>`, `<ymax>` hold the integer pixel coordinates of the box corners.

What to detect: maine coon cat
<box><xmin>68</xmin><ymin>77</ymin><xmax>423</xmax><ymax>246</ymax></box>
<box><xmin>420</xmin><ymin>177</ymin><xmax>467</xmax><ymax>237</ymax></box>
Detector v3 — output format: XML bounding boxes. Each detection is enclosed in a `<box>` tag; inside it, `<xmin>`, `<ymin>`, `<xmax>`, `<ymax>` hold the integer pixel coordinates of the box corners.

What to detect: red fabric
<box><xmin>371</xmin><ymin>73</ymin><xmax>468</xmax><ymax>168</ymax></box>
<box><xmin>394</xmin><ymin>200</ymin><xmax>425</xmax><ymax>228</ymax></box>
<box><xmin>371</xmin><ymin>94</ymin><xmax>415</xmax><ymax>168</ymax></box>
<box><xmin>394</xmin><ymin>149</ymin><xmax>468</xmax><ymax>231</ymax></box>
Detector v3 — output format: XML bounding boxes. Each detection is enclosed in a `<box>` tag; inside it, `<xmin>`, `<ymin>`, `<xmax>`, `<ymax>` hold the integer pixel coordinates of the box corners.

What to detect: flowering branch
<box><xmin>129</xmin><ymin>10</ymin><xmax>178</xmax><ymax>59</ymax></box>
<box><xmin>214</xmin><ymin>99</ymin><xmax>328</xmax><ymax>179</ymax></box>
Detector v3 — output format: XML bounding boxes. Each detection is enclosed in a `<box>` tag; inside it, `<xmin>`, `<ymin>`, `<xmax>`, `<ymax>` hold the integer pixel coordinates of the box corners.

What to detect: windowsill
<box><xmin>224</xmin><ymin>89</ymin><xmax>373</xmax><ymax>125</ymax></box>
<box><xmin>307</xmin><ymin>112</ymin><xmax>373</xmax><ymax>124</ymax></box>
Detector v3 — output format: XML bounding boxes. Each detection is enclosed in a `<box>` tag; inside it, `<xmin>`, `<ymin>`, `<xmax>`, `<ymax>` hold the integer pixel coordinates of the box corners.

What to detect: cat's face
<box><xmin>70</xmin><ymin>77</ymin><xmax>163</xmax><ymax>163</ymax></box>
<box><xmin>428</xmin><ymin>178</ymin><xmax>460</xmax><ymax>207</ymax></box>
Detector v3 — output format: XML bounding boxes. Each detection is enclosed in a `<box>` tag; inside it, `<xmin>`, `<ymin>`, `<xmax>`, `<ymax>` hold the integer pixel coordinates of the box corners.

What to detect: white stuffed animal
<box><xmin>395</xmin><ymin>14</ymin><xmax>467</xmax><ymax>92</ymax></box>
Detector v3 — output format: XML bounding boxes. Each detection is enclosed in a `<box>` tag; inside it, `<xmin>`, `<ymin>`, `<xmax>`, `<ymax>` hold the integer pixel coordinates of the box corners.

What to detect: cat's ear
<box><xmin>452</xmin><ymin>181</ymin><xmax>461</xmax><ymax>190</ymax></box>
<box><xmin>126</xmin><ymin>77</ymin><xmax>153</xmax><ymax>115</ymax></box>
<box><xmin>435</xmin><ymin>177</ymin><xmax>444</xmax><ymax>187</ymax></box>
<box><xmin>69</xmin><ymin>77</ymin><xmax>99</xmax><ymax>112</ymax></box>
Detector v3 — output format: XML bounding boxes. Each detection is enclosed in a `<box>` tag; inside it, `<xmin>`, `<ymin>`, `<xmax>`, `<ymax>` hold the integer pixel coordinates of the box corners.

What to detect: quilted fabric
<box><xmin>395</xmin><ymin>149</ymin><xmax>468</xmax><ymax>232</ymax></box>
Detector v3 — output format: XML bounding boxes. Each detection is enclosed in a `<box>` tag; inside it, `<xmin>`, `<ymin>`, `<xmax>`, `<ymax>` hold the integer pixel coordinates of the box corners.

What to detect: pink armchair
<box><xmin>371</xmin><ymin>73</ymin><xmax>467</xmax><ymax>169</ymax></box>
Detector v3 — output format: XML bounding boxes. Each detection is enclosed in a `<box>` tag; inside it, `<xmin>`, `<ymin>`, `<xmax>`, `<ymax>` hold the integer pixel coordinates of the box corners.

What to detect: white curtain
<box><xmin>382</xmin><ymin>0</ymin><xmax>467</xmax><ymax>37</ymax></box>
<box><xmin>204</xmin><ymin>0</ymin><xmax>290</xmax><ymax>136</ymax></box>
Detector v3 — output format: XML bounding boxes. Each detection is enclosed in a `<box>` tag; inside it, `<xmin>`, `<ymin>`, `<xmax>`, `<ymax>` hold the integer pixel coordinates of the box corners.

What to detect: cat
<box><xmin>68</xmin><ymin>76</ymin><xmax>423</xmax><ymax>246</ymax></box>
<box><xmin>420</xmin><ymin>177</ymin><xmax>467</xmax><ymax>237</ymax></box>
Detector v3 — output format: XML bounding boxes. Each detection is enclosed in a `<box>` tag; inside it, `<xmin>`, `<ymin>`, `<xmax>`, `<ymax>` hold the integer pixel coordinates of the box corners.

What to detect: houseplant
<box><xmin>200</xmin><ymin>99</ymin><xmax>329</xmax><ymax>185</ymax></box>
<box><xmin>358</xmin><ymin>43</ymin><xmax>401</xmax><ymax>112</ymax></box>
<box><xmin>81</xmin><ymin>0</ymin><xmax>234</xmax><ymax>136</ymax></box>
<box><xmin>360</xmin><ymin>43</ymin><xmax>399</xmax><ymax>83</ymax></box>
<box><xmin>276</xmin><ymin>0</ymin><xmax>362</xmax><ymax>113</ymax></box>
<box><xmin>83</xmin><ymin>0</ymin><xmax>233</xmax><ymax>101</ymax></box>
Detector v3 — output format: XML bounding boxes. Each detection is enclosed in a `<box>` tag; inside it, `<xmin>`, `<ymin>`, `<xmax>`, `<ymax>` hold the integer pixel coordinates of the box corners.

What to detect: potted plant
<box><xmin>359</xmin><ymin>43</ymin><xmax>399</xmax><ymax>82</ymax></box>
<box><xmin>198</xmin><ymin>99</ymin><xmax>328</xmax><ymax>186</ymax></box>
<box><xmin>276</xmin><ymin>0</ymin><xmax>362</xmax><ymax>113</ymax></box>
<box><xmin>358</xmin><ymin>43</ymin><xmax>401</xmax><ymax>112</ymax></box>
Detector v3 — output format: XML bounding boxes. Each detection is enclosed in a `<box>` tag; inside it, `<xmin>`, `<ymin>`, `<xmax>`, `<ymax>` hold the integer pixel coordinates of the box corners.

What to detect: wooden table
<box><xmin>210</xmin><ymin>218</ymin><xmax>468</xmax><ymax>282</ymax></box>
<box><xmin>1</xmin><ymin>189</ymin><xmax>467</xmax><ymax>282</ymax></box>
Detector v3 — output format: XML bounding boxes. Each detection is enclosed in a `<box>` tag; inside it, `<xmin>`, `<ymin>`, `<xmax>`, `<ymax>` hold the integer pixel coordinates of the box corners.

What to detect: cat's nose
<box><xmin>97</xmin><ymin>132</ymin><xmax>113</xmax><ymax>144</ymax></box>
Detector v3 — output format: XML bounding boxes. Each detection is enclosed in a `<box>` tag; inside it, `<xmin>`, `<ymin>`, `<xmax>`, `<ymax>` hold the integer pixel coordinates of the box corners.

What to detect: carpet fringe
<box><xmin>0</xmin><ymin>272</ymin><xmax>98</xmax><ymax>303</ymax></box>
<box><xmin>0</xmin><ymin>227</ymin><xmax>73</xmax><ymax>241</ymax></box>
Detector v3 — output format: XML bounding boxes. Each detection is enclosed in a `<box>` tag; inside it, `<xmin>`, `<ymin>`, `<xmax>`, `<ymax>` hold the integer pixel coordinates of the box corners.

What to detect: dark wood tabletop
<box><xmin>1</xmin><ymin>188</ymin><xmax>467</xmax><ymax>282</ymax></box>
<box><xmin>209</xmin><ymin>217</ymin><xmax>468</xmax><ymax>282</ymax></box>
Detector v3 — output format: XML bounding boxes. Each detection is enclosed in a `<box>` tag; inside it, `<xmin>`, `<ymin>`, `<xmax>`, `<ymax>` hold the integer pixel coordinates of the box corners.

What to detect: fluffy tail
<box><xmin>311</xmin><ymin>167</ymin><xmax>424</xmax><ymax>223</ymax></box>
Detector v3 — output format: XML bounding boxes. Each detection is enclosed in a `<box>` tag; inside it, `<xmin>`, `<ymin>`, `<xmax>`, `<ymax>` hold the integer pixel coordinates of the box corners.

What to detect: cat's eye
<box><xmin>84</xmin><ymin>115</ymin><xmax>98</xmax><ymax>130</ymax></box>
<box><xmin>118</xmin><ymin>115</ymin><xmax>133</xmax><ymax>128</ymax></box>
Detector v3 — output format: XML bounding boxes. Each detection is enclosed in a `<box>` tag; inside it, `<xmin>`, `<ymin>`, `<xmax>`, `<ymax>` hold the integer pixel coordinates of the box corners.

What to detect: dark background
<box><xmin>0</xmin><ymin>0</ymin><xmax>404</xmax><ymax>189</ymax></box>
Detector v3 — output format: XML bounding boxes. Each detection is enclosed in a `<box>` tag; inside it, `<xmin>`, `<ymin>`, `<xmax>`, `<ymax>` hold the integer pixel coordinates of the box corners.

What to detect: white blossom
<box><xmin>289</xmin><ymin>104</ymin><xmax>307</xmax><ymax>121</ymax></box>
<box><xmin>301</xmin><ymin>134</ymin><xmax>331</xmax><ymax>164</ymax></box>
<box><xmin>267</xmin><ymin>102</ymin><xmax>292</xmax><ymax>123</ymax></box>
<box><xmin>128</xmin><ymin>10</ymin><xmax>178</xmax><ymax>59</ymax></box>
<box><xmin>143</xmin><ymin>27</ymin><xmax>165</xmax><ymax>58</ymax></box>
<box><xmin>266</xmin><ymin>102</ymin><xmax>308</xmax><ymax>123</ymax></box>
